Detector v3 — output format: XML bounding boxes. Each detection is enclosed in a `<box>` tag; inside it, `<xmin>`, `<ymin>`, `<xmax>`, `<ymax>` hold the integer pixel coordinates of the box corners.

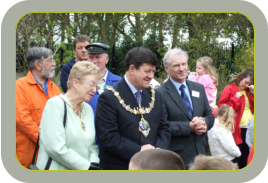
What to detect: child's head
<box><xmin>216</xmin><ymin>105</ymin><xmax>236</xmax><ymax>132</ymax></box>
<box><xmin>196</xmin><ymin>56</ymin><xmax>218</xmax><ymax>86</ymax></box>
<box><xmin>129</xmin><ymin>149</ymin><xmax>185</xmax><ymax>170</ymax></box>
<box><xmin>189</xmin><ymin>155</ymin><xmax>238</xmax><ymax>170</ymax></box>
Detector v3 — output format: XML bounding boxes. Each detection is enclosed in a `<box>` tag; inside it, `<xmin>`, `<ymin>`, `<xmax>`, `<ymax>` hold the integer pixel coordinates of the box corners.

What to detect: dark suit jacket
<box><xmin>95</xmin><ymin>78</ymin><xmax>171</xmax><ymax>170</ymax></box>
<box><xmin>156</xmin><ymin>79</ymin><xmax>214</xmax><ymax>169</ymax></box>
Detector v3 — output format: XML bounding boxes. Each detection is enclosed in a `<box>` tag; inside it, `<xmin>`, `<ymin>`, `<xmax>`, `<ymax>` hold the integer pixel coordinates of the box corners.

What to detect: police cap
<box><xmin>85</xmin><ymin>43</ymin><xmax>110</xmax><ymax>54</ymax></box>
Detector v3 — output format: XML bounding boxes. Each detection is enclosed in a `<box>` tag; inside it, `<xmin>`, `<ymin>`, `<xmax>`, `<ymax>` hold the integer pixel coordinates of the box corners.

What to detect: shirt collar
<box><xmin>170</xmin><ymin>77</ymin><xmax>187</xmax><ymax>91</ymax></box>
<box><xmin>124</xmin><ymin>75</ymin><xmax>142</xmax><ymax>95</ymax></box>
<box><xmin>30</xmin><ymin>71</ymin><xmax>47</xmax><ymax>87</ymax></box>
<box><xmin>101</xmin><ymin>68</ymin><xmax>108</xmax><ymax>82</ymax></box>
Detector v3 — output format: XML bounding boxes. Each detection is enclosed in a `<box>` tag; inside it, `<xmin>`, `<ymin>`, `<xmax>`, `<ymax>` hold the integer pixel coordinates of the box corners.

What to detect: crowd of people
<box><xmin>16</xmin><ymin>35</ymin><xmax>254</xmax><ymax>170</ymax></box>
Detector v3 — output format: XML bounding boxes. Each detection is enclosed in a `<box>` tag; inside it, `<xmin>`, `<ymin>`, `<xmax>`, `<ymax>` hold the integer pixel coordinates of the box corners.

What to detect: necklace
<box><xmin>107</xmin><ymin>86</ymin><xmax>155</xmax><ymax>137</ymax></box>
<box><xmin>64</xmin><ymin>100</ymin><xmax>86</xmax><ymax>131</ymax></box>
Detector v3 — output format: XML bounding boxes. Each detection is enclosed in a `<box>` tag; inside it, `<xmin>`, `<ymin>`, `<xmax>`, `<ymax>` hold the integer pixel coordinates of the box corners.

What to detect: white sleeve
<box><xmin>215</xmin><ymin>127</ymin><xmax>241</xmax><ymax>157</ymax></box>
<box><xmin>40</xmin><ymin>97</ymin><xmax>91</xmax><ymax>170</ymax></box>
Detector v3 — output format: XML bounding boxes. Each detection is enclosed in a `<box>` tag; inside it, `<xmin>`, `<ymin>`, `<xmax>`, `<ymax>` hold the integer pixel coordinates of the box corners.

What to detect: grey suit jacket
<box><xmin>157</xmin><ymin>78</ymin><xmax>214</xmax><ymax>169</ymax></box>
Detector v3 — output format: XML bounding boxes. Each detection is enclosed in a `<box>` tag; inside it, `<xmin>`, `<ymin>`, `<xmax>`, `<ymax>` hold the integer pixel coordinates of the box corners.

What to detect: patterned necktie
<box><xmin>135</xmin><ymin>91</ymin><xmax>142</xmax><ymax>106</ymax></box>
<box><xmin>179</xmin><ymin>85</ymin><xmax>193</xmax><ymax>117</ymax></box>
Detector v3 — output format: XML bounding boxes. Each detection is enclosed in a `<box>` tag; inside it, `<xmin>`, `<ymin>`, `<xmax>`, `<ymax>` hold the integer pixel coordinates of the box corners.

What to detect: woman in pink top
<box><xmin>189</xmin><ymin>56</ymin><xmax>218</xmax><ymax>109</ymax></box>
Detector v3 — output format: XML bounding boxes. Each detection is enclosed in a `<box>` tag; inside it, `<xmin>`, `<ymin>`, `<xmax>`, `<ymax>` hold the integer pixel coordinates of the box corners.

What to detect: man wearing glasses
<box><xmin>16</xmin><ymin>47</ymin><xmax>61</xmax><ymax>168</ymax></box>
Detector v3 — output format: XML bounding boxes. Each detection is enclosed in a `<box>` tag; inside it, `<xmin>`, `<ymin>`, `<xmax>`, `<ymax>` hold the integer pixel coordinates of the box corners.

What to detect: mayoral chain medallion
<box><xmin>107</xmin><ymin>86</ymin><xmax>155</xmax><ymax>137</ymax></box>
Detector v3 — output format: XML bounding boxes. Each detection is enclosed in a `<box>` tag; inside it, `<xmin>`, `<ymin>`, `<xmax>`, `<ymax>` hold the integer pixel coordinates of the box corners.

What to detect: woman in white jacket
<box><xmin>36</xmin><ymin>61</ymin><xmax>102</xmax><ymax>170</ymax></box>
<box><xmin>208</xmin><ymin>105</ymin><xmax>241</xmax><ymax>161</ymax></box>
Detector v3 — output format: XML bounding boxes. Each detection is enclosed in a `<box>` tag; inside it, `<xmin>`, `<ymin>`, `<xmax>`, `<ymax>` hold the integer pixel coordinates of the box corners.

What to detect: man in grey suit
<box><xmin>156</xmin><ymin>48</ymin><xmax>214</xmax><ymax>169</ymax></box>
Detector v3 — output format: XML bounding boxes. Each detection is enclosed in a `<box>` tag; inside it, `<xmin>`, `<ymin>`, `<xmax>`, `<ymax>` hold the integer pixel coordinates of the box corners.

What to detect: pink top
<box><xmin>189</xmin><ymin>74</ymin><xmax>217</xmax><ymax>104</ymax></box>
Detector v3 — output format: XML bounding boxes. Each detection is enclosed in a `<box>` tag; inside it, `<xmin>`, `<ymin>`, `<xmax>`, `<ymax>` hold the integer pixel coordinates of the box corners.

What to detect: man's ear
<box><xmin>129</xmin><ymin>64</ymin><xmax>136</xmax><ymax>75</ymax></box>
<box><xmin>35</xmin><ymin>61</ymin><xmax>42</xmax><ymax>71</ymax></box>
<box><xmin>105</xmin><ymin>54</ymin><xmax>109</xmax><ymax>64</ymax></box>
<box><xmin>164</xmin><ymin>66</ymin><xmax>169</xmax><ymax>74</ymax></box>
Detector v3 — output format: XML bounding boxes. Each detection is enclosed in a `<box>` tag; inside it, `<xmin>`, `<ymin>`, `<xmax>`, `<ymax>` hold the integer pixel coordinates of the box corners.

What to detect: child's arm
<box><xmin>195</xmin><ymin>75</ymin><xmax>211</xmax><ymax>88</ymax></box>
<box><xmin>189</xmin><ymin>73</ymin><xmax>198</xmax><ymax>82</ymax></box>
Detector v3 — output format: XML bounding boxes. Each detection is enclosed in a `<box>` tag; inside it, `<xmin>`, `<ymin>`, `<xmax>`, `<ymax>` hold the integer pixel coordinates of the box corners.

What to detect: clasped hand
<box><xmin>190</xmin><ymin>117</ymin><xmax>207</xmax><ymax>135</ymax></box>
<box><xmin>141</xmin><ymin>144</ymin><xmax>155</xmax><ymax>151</ymax></box>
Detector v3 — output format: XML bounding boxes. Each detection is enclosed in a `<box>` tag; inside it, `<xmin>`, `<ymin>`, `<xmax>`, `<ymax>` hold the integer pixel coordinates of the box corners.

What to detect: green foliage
<box><xmin>233</xmin><ymin>43</ymin><xmax>254</xmax><ymax>72</ymax></box>
<box><xmin>16</xmin><ymin>12</ymin><xmax>254</xmax><ymax>94</ymax></box>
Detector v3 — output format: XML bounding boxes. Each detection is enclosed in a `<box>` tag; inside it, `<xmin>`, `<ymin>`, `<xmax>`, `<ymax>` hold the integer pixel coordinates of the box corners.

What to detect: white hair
<box><xmin>163</xmin><ymin>47</ymin><xmax>188</xmax><ymax>67</ymax></box>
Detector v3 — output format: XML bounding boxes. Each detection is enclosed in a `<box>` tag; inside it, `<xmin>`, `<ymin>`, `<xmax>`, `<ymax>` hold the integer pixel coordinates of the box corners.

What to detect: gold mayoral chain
<box><xmin>107</xmin><ymin>86</ymin><xmax>155</xmax><ymax>138</ymax></box>
<box><xmin>64</xmin><ymin>101</ymin><xmax>86</xmax><ymax>131</ymax></box>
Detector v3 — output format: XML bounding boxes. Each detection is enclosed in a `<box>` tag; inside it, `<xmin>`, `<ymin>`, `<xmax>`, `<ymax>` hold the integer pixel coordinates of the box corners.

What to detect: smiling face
<box><xmin>73</xmin><ymin>41</ymin><xmax>90</xmax><ymax>61</ymax></box>
<box><xmin>131</xmin><ymin>63</ymin><xmax>156</xmax><ymax>90</ymax></box>
<box><xmin>196</xmin><ymin>61</ymin><xmax>207</xmax><ymax>76</ymax></box>
<box><xmin>238</xmin><ymin>76</ymin><xmax>252</xmax><ymax>90</ymax></box>
<box><xmin>165</xmin><ymin>53</ymin><xmax>188</xmax><ymax>84</ymax></box>
<box><xmin>77</xmin><ymin>74</ymin><xmax>98</xmax><ymax>102</ymax></box>
<box><xmin>88</xmin><ymin>53</ymin><xmax>108</xmax><ymax>73</ymax></box>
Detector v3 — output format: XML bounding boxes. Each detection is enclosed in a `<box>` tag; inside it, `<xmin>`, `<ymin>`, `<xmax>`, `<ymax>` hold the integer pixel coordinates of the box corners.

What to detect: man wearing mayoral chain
<box><xmin>95</xmin><ymin>47</ymin><xmax>171</xmax><ymax>170</ymax></box>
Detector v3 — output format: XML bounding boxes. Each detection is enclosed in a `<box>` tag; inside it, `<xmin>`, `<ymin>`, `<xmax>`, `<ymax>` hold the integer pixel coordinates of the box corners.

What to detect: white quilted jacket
<box><xmin>208</xmin><ymin>118</ymin><xmax>241</xmax><ymax>160</ymax></box>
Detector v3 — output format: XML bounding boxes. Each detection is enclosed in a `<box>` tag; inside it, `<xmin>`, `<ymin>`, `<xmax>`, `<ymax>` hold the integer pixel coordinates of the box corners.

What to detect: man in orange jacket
<box><xmin>16</xmin><ymin>47</ymin><xmax>61</xmax><ymax>168</ymax></box>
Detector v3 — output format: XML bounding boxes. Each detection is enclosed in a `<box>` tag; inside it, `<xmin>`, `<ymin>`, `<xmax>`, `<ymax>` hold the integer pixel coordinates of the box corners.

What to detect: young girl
<box><xmin>208</xmin><ymin>105</ymin><xmax>241</xmax><ymax>161</ymax></box>
<box><xmin>189</xmin><ymin>56</ymin><xmax>218</xmax><ymax>109</ymax></box>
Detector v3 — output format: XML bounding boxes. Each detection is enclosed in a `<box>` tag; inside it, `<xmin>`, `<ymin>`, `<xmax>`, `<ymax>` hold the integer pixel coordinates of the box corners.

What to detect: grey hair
<box><xmin>163</xmin><ymin>47</ymin><xmax>188</xmax><ymax>67</ymax></box>
<box><xmin>26</xmin><ymin>47</ymin><xmax>53</xmax><ymax>70</ymax></box>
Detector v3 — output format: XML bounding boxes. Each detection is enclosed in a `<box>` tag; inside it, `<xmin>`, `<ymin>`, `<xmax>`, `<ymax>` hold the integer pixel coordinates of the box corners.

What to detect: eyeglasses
<box><xmin>43</xmin><ymin>58</ymin><xmax>56</xmax><ymax>64</ymax></box>
<box><xmin>86</xmin><ymin>82</ymin><xmax>98</xmax><ymax>90</ymax></box>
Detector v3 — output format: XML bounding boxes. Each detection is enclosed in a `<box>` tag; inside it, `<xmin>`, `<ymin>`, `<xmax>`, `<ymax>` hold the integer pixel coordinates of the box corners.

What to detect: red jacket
<box><xmin>16</xmin><ymin>71</ymin><xmax>61</xmax><ymax>168</ymax></box>
<box><xmin>218</xmin><ymin>84</ymin><xmax>254</xmax><ymax>145</ymax></box>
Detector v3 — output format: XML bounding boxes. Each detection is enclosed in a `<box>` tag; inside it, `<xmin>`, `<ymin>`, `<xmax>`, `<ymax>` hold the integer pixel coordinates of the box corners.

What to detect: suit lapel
<box><xmin>166</xmin><ymin>79</ymin><xmax>192</xmax><ymax>119</ymax></box>
<box><xmin>119</xmin><ymin>78</ymin><xmax>141</xmax><ymax>121</ymax></box>
<box><xmin>186</xmin><ymin>80</ymin><xmax>196</xmax><ymax>117</ymax></box>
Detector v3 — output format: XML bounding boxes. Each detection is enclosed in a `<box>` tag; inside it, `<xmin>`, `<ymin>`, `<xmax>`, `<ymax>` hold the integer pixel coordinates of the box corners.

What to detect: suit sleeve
<box><xmin>161</xmin><ymin>96</ymin><xmax>191</xmax><ymax>137</ymax></box>
<box><xmin>201</xmin><ymin>86</ymin><xmax>215</xmax><ymax>131</ymax></box>
<box><xmin>60</xmin><ymin>65</ymin><xmax>69</xmax><ymax>93</ymax></box>
<box><xmin>40</xmin><ymin>97</ymin><xmax>91</xmax><ymax>170</ymax></box>
<box><xmin>154</xmin><ymin>94</ymin><xmax>171</xmax><ymax>149</ymax></box>
<box><xmin>16</xmin><ymin>81</ymin><xmax>39</xmax><ymax>143</ymax></box>
<box><xmin>88</xmin><ymin>144</ymin><xmax>100</xmax><ymax>163</ymax></box>
<box><xmin>95</xmin><ymin>92</ymin><xmax>141</xmax><ymax>161</ymax></box>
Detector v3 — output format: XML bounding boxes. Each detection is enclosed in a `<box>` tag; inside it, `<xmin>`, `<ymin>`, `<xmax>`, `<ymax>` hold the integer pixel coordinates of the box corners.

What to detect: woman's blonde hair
<box><xmin>67</xmin><ymin>61</ymin><xmax>102</xmax><ymax>89</ymax></box>
<box><xmin>216</xmin><ymin>105</ymin><xmax>236</xmax><ymax>133</ymax></box>
<box><xmin>196</xmin><ymin>56</ymin><xmax>218</xmax><ymax>86</ymax></box>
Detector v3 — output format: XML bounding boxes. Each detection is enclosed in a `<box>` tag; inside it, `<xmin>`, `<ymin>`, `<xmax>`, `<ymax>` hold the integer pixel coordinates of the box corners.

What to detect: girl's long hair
<box><xmin>216</xmin><ymin>105</ymin><xmax>236</xmax><ymax>133</ymax></box>
<box><xmin>228</xmin><ymin>68</ymin><xmax>254</xmax><ymax>86</ymax></box>
<box><xmin>196</xmin><ymin>56</ymin><xmax>218</xmax><ymax>86</ymax></box>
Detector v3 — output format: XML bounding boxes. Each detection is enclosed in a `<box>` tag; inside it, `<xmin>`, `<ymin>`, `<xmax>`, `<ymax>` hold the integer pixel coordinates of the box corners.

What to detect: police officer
<box><xmin>85</xmin><ymin>43</ymin><xmax>121</xmax><ymax>114</ymax></box>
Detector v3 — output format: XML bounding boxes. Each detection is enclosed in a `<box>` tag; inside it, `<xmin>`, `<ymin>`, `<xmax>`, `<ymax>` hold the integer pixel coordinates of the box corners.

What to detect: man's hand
<box><xmin>141</xmin><ymin>144</ymin><xmax>155</xmax><ymax>151</ymax></box>
<box><xmin>190</xmin><ymin>117</ymin><xmax>199</xmax><ymax>132</ymax></box>
<box><xmin>190</xmin><ymin>117</ymin><xmax>207</xmax><ymax>135</ymax></box>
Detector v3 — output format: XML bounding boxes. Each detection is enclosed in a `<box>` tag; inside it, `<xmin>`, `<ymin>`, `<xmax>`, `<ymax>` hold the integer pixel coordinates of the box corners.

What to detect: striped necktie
<box><xmin>179</xmin><ymin>84</ymin><xmax>193</xmax><ymax>117</ymax></box>
<box><xmin>135</xmin><ymin>91</ymin><xmax>141</xmax><ymax>106</ymax></box>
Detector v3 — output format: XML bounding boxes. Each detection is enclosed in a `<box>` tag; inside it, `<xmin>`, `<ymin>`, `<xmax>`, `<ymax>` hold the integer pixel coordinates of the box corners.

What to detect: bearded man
<box><xmin>16</xmin><ymin>47</ymin><xmax>61</xmax><ymax>168</ymax></box>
